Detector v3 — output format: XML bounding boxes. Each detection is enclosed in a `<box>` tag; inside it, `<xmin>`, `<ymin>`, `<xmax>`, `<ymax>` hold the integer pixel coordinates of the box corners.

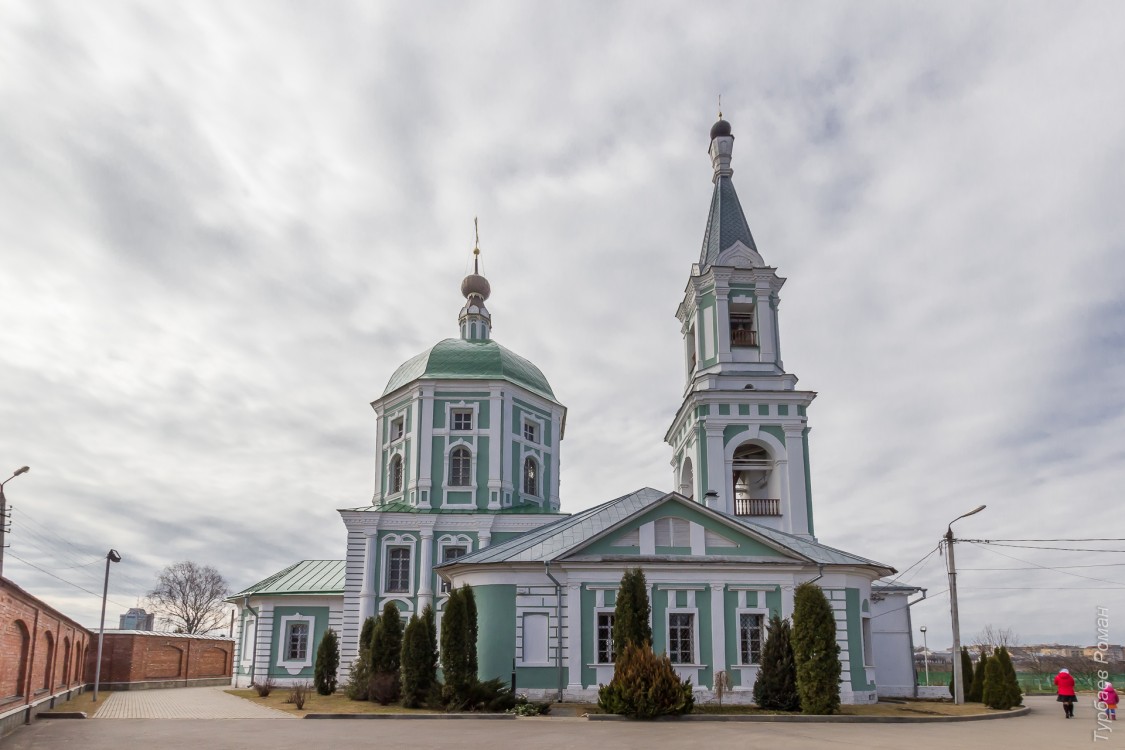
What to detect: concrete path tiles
<box><xmin>94</xmin><ymin>687</ymin><xmax>294</xmax><ymax>719</ymax></box>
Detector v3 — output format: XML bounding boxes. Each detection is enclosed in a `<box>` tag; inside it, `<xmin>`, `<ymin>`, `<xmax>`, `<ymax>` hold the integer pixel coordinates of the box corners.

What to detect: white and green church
<box><xmin>230</xmin><ymin>118</ymin><xmax>922</xmax><ymax>703</ymax></box>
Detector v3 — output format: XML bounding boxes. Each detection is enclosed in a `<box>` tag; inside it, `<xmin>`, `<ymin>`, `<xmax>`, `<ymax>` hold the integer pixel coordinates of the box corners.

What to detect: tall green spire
<box><xmin>698</xmin><ymin>116</ymin><xmax>759</xmax><ymax>272</ymax></box>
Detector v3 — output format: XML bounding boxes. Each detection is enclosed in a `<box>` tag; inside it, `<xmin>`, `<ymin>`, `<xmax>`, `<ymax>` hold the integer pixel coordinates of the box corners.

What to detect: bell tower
<box><xmin>665</xmin><ymin>115</ymin><xmax>817</xmax><ymax>538</ymax></box>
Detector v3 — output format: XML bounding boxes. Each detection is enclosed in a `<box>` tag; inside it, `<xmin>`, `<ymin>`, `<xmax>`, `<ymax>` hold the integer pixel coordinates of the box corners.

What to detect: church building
<box><xmin>229</xmin><ymin>117</ymin><xmax>916</xmax><ymax>704</ymax></box>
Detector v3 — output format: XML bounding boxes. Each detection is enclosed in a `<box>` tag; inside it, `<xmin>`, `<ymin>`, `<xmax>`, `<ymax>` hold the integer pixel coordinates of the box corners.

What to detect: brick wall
<box><xmin>86</xmin><ymin>632</ymin><xmax>234</xmax><ymax>689</ymax></box>
<box><xmin>0</xmin><ymin>577</ymin><xmax>91</xmax><ymax>717</ymax></box>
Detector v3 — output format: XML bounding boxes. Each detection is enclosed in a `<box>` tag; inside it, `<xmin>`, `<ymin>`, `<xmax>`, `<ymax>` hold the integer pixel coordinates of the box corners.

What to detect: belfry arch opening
<box><xmin>732</xmin><ymin>442</ymin><xmax>780</xmax><ymax>516</ymax></box>
<box><xmin>679</xmin><ymin>457</ymin><xmax>694</xmax><ymax>499</ymax></box>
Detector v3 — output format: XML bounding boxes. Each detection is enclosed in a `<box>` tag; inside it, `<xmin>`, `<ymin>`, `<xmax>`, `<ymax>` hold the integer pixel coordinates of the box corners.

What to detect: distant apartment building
<box><xmin>118</xmin><ymin>608</ymin><xmax>155</xmax><ymax>631</ymax></box>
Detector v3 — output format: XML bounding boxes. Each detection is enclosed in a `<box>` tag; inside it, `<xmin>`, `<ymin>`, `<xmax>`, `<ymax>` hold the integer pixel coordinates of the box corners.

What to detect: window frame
<box><xmin>388</xmin><ymin>453</ymin><xmax>404</xmax><ymax>496</ymax></box>
<box><xmin>595</xmin><ymin>610</ymin><xmax>616</xmax><ymax>665</ymax></box>
<box><xmin>276</xmin><ymin>614</ymin><xmax>316</xmax><ymax>671</ymax></box>
<box><xmin>390</xmin><ymin>416</ymin><xmax>405</xmax><ymax>442</ymax></box>
<box><xmin>384</xmin><ymin>546</ymin><xmax>412</xmax><ymax>593</ymax></box>
<box><xmin>736</xmin><ymin>609</ymin><xmax>767</xmax><ymax>666</ymax></box>
<box><xmin>517</xmin><ymin>610</ymin><xmax>552</xmax><ymax>667</ymax></box>
<box><xmin>379</xmin><ymin>534</ymin><xmax>417</xmax><ymax>597</ymax></box>
<box><xmin>438</xmin><ymin>542</ymin><xmax>469</xmax><ymax>593</ymax></box>
<box><xmin>448</xmin><ymin>445</ymin><xmax>472</xmax><ymax>487</ymax></box>
<box><xmin>450</xmin><ymin>409</ymin><xmax>474</xmax><ymax>432</ymax></box>
<box><xmin>666</xmin><ymin>611</ymin><xmax>696</xmax><ymax>665</ymax></box>
<box><xmin>522</xmin><ymin>455</ymin><xmax>539</xmax><ymax>497</ymax></box>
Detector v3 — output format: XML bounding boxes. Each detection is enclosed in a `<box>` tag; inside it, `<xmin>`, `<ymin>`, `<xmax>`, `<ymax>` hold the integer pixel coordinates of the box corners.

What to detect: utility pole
<box><xmin>946</xmin><ymin>504</ymin><xmax>986</xmax><ymax>705</ymax></box>
<box><xmin>93</xmin><ymin>549</ymin><xmax>122</xmax><ymax>702</ymax></box>
<box><xmin>0</xmin><ymin>466</ymin><xmax>30</xmax><ymax>579</ymax></box>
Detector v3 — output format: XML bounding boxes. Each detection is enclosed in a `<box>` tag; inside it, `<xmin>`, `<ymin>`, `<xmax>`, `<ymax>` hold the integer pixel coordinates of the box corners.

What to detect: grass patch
<box><xmin>225</xmin><ymin>690</ymin><xmax>443</xmax><ymax>715</ymax></box>
<box><xmin>40</xmin><ymin>691</ymin><xmax>112</xmax><ymax>718</ymax></box>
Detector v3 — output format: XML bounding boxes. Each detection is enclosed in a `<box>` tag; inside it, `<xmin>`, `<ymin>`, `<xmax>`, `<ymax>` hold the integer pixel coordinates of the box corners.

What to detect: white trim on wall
<box><xmin>277</xmin><ymin>613</ymin><xmax>315</xmax><ymax>675</ymax></box>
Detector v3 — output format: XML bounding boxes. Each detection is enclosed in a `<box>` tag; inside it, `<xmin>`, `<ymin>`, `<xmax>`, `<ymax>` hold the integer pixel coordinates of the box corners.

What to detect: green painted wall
<box><xmin>846</xmin><ymin>589</ymin><xmax>874</xmax><ymax>691</ymax></box>
<box><xmin>723</xmin><ymin>424</ymin><xmax>749</xmax><ymax>447</ymax></box>
<box><xmin>760</xmin><ymin>425</ymin><xmax>785</xmax><ymax>445</ymax></box>
<box><xmin>474</xmin><ymin>584</ymin><xmax>517</xmax><ymax>683</ymax></box>
<box><xmin>266</xmin><ymin>605</ymin><xmax>329</xmax><ymax>679</ymax></box>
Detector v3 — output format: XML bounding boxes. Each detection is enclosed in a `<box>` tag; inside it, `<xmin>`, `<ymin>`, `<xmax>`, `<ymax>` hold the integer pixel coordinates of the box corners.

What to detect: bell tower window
<box><xmin>389</xmin><ymin>455</ymin><xmax>404</xmax><ymax>495</ymax></box>
<box><xmin>523</xmin><ymin>457</ymin><xmax>539</xmax><ymax>496</ymax></box>
<box><xmin>729</xmin><ymin>303</ymin><xmax>757</xmax><ymax>347</ymax></box>
<box><xmin>449</xmin><ymin>447</ymin><xmax>472</xmax><ymax>486</ymax></box>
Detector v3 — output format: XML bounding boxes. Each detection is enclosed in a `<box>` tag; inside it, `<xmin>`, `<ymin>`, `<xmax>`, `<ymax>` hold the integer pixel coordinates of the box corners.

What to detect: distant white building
<box><xmin>118</xmin><ymin>607</ymin><xmax>155</xmax><ymax>631</ymax></box>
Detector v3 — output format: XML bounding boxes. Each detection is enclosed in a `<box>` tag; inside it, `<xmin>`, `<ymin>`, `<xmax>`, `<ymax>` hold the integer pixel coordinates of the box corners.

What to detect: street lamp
<box><xmin>920</xmin><ymin>625</ymin><xmax>930</xmax><ymax>686</ymax></box>
<box><xmin>946</xmin><ymin>504</ymin><xmax>986</xmax><ymax>705</ymax></box>
<box><xmin>0</xmin><ymin>466</ymin><xmax>30</xmax><ymax>579</ymax></box>
<box><xmin>93</xmin><ymin>549</ymin><xmax>122</xmax><ymax>702</ymax></box>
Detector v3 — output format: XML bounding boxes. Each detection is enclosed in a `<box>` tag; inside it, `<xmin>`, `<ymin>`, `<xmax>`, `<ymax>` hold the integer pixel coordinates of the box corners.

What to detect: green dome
<box><xmin>383</xmin><ymin>338</ymin><xmax>557</xmax><ymax>402</ymax></box>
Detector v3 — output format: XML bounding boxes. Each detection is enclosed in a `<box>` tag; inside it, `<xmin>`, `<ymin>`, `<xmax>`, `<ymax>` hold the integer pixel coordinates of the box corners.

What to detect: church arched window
<box><xmin>449</xmin><ymin>447</ymin><xmax>471</xmax><ymax>487</ymax></box>
<box><xmin>523</xmin><ymin>456</ymin><xmax>538</xmax><ymax>496</ymax></box>
<box><xmin>389</xmin><ymin>455</ymin><xmax>403</xmax><ymax>494</ymax></box>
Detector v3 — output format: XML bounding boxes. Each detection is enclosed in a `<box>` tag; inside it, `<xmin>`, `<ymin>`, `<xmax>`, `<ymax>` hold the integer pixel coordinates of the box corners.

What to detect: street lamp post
<box><xmin>0</xmin><ymin>466</ymin><xmax>30</xmax><ymax>579</ymax></box>
<box><xmin>946</xmin><ymin>504</ymin><xmax>986</xmax><ymax>705</ymax></box>
<box><xmin>920</xmin><ymin>625</ymin><xmax>930</xmax><ymax>686</ymax></box>
<box><xmin>93</xmin><ymin>549</ymin><xmax>122</xmax><ymax>702</ymax></box>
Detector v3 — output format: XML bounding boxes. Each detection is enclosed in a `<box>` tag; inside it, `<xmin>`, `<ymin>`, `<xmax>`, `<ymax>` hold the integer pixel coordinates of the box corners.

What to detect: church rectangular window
<box><xmin>668</xmin><ymin>613</ymin><xmax>694</xmax><ymax>664</ymax></box>
<box><xmin>596</xmin><ymin>612</ymin><xmax>615</xmax><ymax>664</ymax></box>
<box><xmin>385</xmin><ymin>546</ymin><xmax>411</xmax><ymax>593</ymax></box>
<box><xmin>449</xmin><ymin>447</ymin><xmax>472</xmax><ymax>486</ymax></box>
<box><xmin>523</xmin><ymin>420</ymin><xmax>538</xmax><ymax>443</ymax></box>
<box><xmin>739</xmin><ymin>613</ymin><xmax>763</xmax><ymax>664</ymax></box>
<box><xmin>391</xmin><ymin>417</ymin><xmax>405</xmax><ymax>441</ymax></box>
<box><xmin>440</xmin><ymin>545</ymin><xmax>467</xmax><ymax>593</ymax></box>
<box><xmin>451</xmin><ymin>409</ymin><xmax>473</xmax><ymax>431</ymax></box>
<box><xmin>286</xmin><ymin>622</ymin><xmax>309</xmax><ymax>661</ymax></box>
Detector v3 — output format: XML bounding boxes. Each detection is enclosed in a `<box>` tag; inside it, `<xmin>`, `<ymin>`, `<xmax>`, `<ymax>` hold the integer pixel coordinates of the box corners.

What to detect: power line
<box><xmin>964</xmin><ymin>541</ymin><xmax>1120</xmax><ymax>586</ymax></box>
<box><xmin>963</xmin><ymin>538</ymin><xmax>1125</xmax><ymax>543</ymax></box>
<box><xmin>960</xmin><ymin>563</ymin><xmax>1125</xmax><ymax>571</ymax></box>
<box><xmin>884</xmin><ymin>543</ymin><xmax>941</xmax><ymax>587</ymax></box>
<box><xmin>7</xmin><ymin>551</ymin><xmax>134</xmax><ymax>610</ymax></box>
<box><xmin>960</xmin><ymin>540</ymin><xmax>1125</xmax><ymax>553</ymax></box>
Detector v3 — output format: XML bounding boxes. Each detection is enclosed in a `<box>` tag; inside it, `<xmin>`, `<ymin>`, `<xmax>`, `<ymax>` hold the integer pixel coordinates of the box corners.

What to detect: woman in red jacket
<box><xmin>1055</xmin><ymin>668</ymin><xmax>1077</xmax><ymax>718</ymax></box>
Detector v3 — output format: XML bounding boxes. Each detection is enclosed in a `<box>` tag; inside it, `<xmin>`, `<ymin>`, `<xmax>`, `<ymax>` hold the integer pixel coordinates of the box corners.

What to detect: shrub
<box><xmin>511</xmin><ymin>694</ymin><xmax>552</xmax><ymax>716</ymax></box>
<box><xmin>753</xmin><ymin>615</ymin><xmax>801</xmax><ymax>711</ymax></box>
<box><xmin>441</xmin><ymin>586</ymin><xmax>476</xmax><ymax>706</ymax></box>
<box><xmin>463</xmin><ymin>677</ymin><xmax>516</xmax><ymax>712</ymax></box>
<box><xmin>252</xmin><ymin>675</ymin><xmax>275</xmax><ymax>697</ymax></box>
<box><xmin>597</xmin><ymin>643</ymin><xmax>694</xmax><ymax>719</ymax></box>
<box><xmin>346</xmin><ymin>616</ymin><xmax>378</xmax><ymax>701</ymax></box>
<box><xmin>990</xmin><ymin>647</ymin><xmax>1022</xmax><ymax>709</ymax></box>
<box><xmin>314</xmin><ymin>628</ymin><xmax>339</xmax><ymax>696</ymax></box>
<box><xmin>967</xmin><ymin>650</ymin><xmax>988</xmax><ymax>703</ymax></box>
<box><xmin>370</xmin><ymin>601</ymin><xmax>404</xmax><ymax>702</ymax></box>
<box><xmin>982</xmin><ymin>650</ymin><xmax>1015</xmax><ymax>709</ymax></box>
<box><xmin>401</xmin><ymin>608</ymin><xmax>438</xmax><ymax>708</ymax></box>
<box><xmin>949</xmin><ymin>647</ymin><xmax>974</xmax><ymax>700</ymax></box>
<box><xmin>286</xmin><ymin>681</ymin><xmax>310</xmax><ymax>710</ymax></box>
<box><xmin>792</xmin><ymin>582</ymin><xmax>840</xmax><ymax>715</ymax></box>
<box><xmin>612</xmin><ymin>568</ymin><xmax>652</xmax><ymax>658</ymax></box>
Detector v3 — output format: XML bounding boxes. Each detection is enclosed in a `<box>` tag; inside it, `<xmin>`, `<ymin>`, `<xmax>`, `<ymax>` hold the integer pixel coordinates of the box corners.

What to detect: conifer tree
<box><xmin>791</xmin><ymin>582</ymin><xmax>840</xmax><ymax>715</ymax></box>
<box><xmin>463</xmin><ymin>585</ymin><xmax>478</xmax><ymax>677</ymax></box>
<box><xmin>441</xmin><ymin>586</ymin><xmax>474</xmax><ymax>704</ymax></box>
<box><xmin>996</xmin><ymin>647</ymin><xmax>1022</xmax><ymax>708</ymax></box>
<box><xmin>370</xmin><ymin>601</ymin><xmax>404</xmax><ymax>702</ymax></box>
<box><xmin>612</xmin><ymin>568</ymin><xmax>652</xmax><ymax>658</ymax></box>
<box><xmin>346</xmin><ymin>616</ymin><xmax>377</xmax><ymax>700</ymax></box>
<box><xmin>752</xmin><ymin>615</ymin><xmax>800</xmax><ymax>711</ymax></box>
<box><xmin>967</xmin><ymin>649</ymin><xmax>988</xmax><ymax>702</ymax></box>
<box><xmin>949</xmin><ymin>647</ymin><xmax>974</xmax><ymax>700</ymax></box>
<box><xmin>981</xmin><ymin>647</ymin><xmax>1020</xmax><ymax>710</ymax></box>
<box><xmin>401</xmin><ymin>614</ymin><xmax>434</xmax><ymax>708</ymax></box>
<box><xmin>314</xmin><ymin>627</ymin><xmax>339</xmax><ymax>696</ymax></box>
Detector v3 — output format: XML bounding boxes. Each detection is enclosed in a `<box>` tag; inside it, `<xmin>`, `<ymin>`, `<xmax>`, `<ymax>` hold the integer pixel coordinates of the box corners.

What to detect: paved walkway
<box><xmin>94</xmin><ymin>686</ymin><xmax>294</xmax><ymax>719</ymax></box>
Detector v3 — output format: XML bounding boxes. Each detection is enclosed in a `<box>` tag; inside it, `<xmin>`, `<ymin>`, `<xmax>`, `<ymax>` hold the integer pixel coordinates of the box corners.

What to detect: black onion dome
<box><xmin>460</xmin><ymin>273</ymin><xmax>491</xmax><ymax>301</ymax></box>
<box><xmin>710</xmin><ymin>118</ymin><xmax>732</xmax><ymax>139</ymax></box>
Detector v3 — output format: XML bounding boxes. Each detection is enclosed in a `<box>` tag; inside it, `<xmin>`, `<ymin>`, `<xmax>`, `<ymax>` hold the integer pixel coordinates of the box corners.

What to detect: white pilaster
<box><xmin>359</xmin><ymin>532</ymin><xmax>379</xmax><ymax>622</ymax></box>
<box><xmin>705</xmin><ymin>425</ymin><xmax>728</xmax><ymax>513</ymax></box>
<box><xmin>783</xmin><ymin>425</ymin><xmax>810</xmax><ymax>537</ymax></box>
<box><xmin>417</xmin><ymin>387</ymin><xmax>434</xmax><ymax>508</ymax></box>
<box><xmin>371</xmin><ymin>409</ymin><xmax>384</xmax><ymax>504</ymax></box>
<box><xmin>710</xmin><ymin>583</ymin><xmax>726</xmax><ymax>680</ymax></box>
<box><xmin>715</xmin><ymin>282</ymin><xmax>731</xmax><ymax>363</ymax></box>
<box><xmin>566</xmin><ymin>582</ymin><xmax>583</xmax><ymax>690</ymax></box>
<box><xmin>550</xmin><ymin>407</ymin><xmax>562</xmax><ymax>511</ymax></box>
<box><xmin>755</xmin><ymin>285</ymin><xmax>776</xmax><ymax>364</ymax></box>
<box><xmin>417</xmin><ymin>529</ymin><xmax>434</xmax><ymax>612</ymax></box>
<box><xmin>408</xmin><ymin>391</ymin><xmax>422</xmax><ymax>504</ymax></box>
<box><xmin>488</xmin><ymin>386</ymin><xmax>502</xmax><ymax>509</ymax></box>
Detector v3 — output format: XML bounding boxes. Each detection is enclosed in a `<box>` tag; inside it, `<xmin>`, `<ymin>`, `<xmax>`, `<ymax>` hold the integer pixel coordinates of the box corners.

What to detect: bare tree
<box><xmin>972</xmin><ymin>624</ymin><xmax>1019</xmax><ymax>655</ymax></box>
<box><xmin>148</xmin><ymin>561</ymin><xmax>231</xmax><ymax>634</ymax></box>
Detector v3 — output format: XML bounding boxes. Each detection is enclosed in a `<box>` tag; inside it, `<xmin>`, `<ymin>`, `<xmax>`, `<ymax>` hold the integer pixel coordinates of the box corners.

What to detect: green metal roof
<box><xmin>382</xmin><ymin>338</ymin><xmax>557</xmax><ymax>402</ymax></box>
<box><xmin>698</xmin><ymin>176</ymin><xmax>758</xmax><ymax>272</ymax></box>
<box><xmin>230</xmin><ymin>560</ymin><xmax>344</xmax><ymax>599</ymax></box>
<box><xmin>440</xmin><ymin>487</ymin><xmax>892</xmax><ymax>572</ymax></box>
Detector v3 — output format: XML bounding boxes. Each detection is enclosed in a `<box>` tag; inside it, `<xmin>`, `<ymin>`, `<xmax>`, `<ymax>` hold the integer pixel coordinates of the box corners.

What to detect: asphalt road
<box><xmin>2</xmin><ymin>695</ymin><xmax>1106</xmax><ymax>750</ymax></box>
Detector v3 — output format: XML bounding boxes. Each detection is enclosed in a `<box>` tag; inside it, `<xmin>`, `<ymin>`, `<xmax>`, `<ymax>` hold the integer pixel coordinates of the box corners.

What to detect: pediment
<box><xmin>717</xmin><ymin>240</ymin><xmax>764</xmax><ymax>269</ymax></box>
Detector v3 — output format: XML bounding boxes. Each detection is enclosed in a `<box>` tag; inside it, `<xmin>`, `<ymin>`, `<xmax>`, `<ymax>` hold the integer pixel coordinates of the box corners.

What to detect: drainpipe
<box><xmin>807</xmin><ymin>564</ymin><xmax>825</xmax><ymax>585</ymax></box>
<box><xmin>543</xmin><ymin>561</ymin><xmax>564</xmax><ymax>702</ymax></box>
<box><xmin>243</xmin><ymin>596</ymin><xmax>260</xmax><ymax>687</ymax></box>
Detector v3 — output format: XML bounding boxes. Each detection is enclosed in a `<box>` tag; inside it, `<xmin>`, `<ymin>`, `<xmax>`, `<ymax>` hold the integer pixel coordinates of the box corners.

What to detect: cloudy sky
<box><xmin>2</xmin><ymin>1</ymin><xmax>1123</xmax><ymax>649</ymax></box>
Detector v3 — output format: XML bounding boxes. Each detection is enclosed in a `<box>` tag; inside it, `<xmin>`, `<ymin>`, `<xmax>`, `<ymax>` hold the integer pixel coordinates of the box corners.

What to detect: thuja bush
<box><xmin>949</xmin><ymin>647</ymin><xmax>974</xmax><ymax>700</ymax></box>
<box><xmin>753</xmin><ymin>615</ymin><xmax>800</xmax><ymax>711</ymax></box>
<box><xmin>441</xmin><ymin>586</ymin><xmax>478</xmax><ymax>707</ymax></box>
<box><xmin>314</xmin><ymin>628</ymin><xmax>339</xmax><ymax>696</ymax></box>
<box><xmin>597</xmin><ymin>643</ymin><xmax>694</xmax><ymax>719</ymax></box>
<box><xmin>792</xmin><ymin>582</ymin><xmax>840</xmax><ymax>715</ymax></box>
<box><xmin>967</xmin><ymin>650</ymin><xmax>988</xmax><ymax>703</ymax></box>
<box><xmin>401</xmin><ymin>606</ymin><xmax>438</xmax><ymax>708</ymax></box>
<box><xmin>982</xmin><ymin>647</ymin><xmax>1022</xmax><ymax>710</ymax></box>
<box><xmin>612</xmin><ymin>568</ymin><xmax>652</xmax><ymax>657</ymax></box>
<box><xmin>370</xmin><ymin>601</ymin><xmax>404</xmax><ymax>703</ymax></box>
<box><xmin>346</xmin><ymin>616</ymin><xmax>378</xmax><ymax>700</ymax></box>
